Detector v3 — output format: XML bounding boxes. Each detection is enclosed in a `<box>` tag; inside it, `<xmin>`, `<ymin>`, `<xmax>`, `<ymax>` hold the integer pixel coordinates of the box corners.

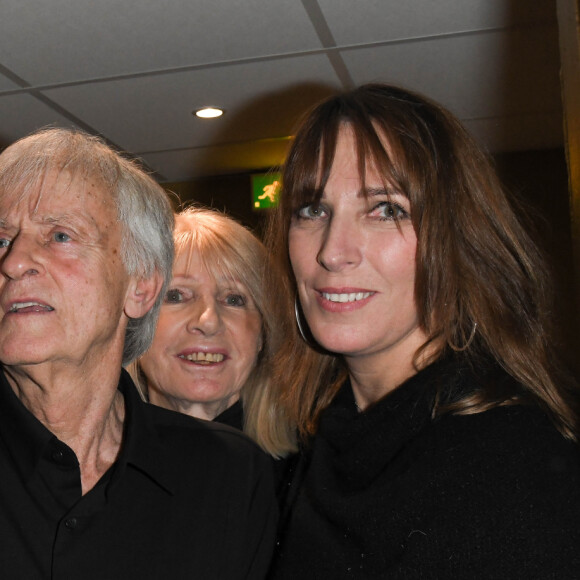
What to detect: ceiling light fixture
<box><xmin>194</xmin><ymin>107</ymin><xmax>224</xmax><ymax>119</ymax></box>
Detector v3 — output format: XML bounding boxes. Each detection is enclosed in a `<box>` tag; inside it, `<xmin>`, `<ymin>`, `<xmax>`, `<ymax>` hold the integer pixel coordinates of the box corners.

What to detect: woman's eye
<box><xmin>373</xmin><ymin>201</ymin><xmax>410</xmax><ymax>221</ymax></box>
<box><xmin>0</xmin><ymin>238</ymin><xmax>11</xmax><ymax>249</ymax></box>
<box><xmin>296</xmin><ymin>204</ymin><xmax>327</xmax><ymax>220</ymax></box>
<box><xmin>53</xmin><ymin>232</ymin><xmax>71</xmax><ymax>243</ymax></box>
<box><xmin>164</xmin><ymin>289</ymin><xmax>184</xmax><ymax>304</ymax></box>
<box><xmin>225</xmin><ymin>294</ymin><xmax>246</xmax><ymax>307</ymax></box>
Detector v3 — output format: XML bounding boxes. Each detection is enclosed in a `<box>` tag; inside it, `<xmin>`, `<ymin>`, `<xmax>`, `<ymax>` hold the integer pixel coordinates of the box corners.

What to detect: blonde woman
<box><xmin>129</xmin><ymin>206</ymin><xmax>295</xmax><ymax>458</ymax></box>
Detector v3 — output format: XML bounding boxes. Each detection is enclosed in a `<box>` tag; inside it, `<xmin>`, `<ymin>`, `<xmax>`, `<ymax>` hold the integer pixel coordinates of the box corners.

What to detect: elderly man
<box><xmin>0</xmin><ymin>128</ymin><xmax>277</xmax><ymax>578</ymax></box>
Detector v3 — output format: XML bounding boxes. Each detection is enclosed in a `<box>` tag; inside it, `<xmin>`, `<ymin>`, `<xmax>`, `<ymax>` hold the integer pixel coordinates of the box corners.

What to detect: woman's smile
<box><xmin>315</xmin><ymin>288</ymin><xmax>376</xmax><ymax>312</ymax></box>
<box><xmin>177</xmin><ymin>351</ymin><xmax>226</xmax><ymax>364</ymax></box>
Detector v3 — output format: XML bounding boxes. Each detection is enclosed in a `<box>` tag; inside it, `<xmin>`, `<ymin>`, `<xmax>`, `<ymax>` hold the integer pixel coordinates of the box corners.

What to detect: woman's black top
<box><xmin>215</xmin><ymin>400</ymin><xmax>244</xmax><ymax>431</ymax></box>
<box><xmin>270</xmin><ymin>356</ymin><xmax>580</xmax><ymax>579</ymax></box>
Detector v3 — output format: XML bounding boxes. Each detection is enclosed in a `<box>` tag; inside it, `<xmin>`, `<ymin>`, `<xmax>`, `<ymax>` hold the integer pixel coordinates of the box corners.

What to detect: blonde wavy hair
<box><xmin>129</xmin><ymin>205</ymin><xmax>296</xmax><ymax>457</ymax></box>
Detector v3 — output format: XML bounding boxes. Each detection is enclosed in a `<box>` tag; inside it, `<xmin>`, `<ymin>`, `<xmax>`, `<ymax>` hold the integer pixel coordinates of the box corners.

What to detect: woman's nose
<box><xmin>0</xmin><ymin>234</ymin><xmax>43</xmax><ymax>280</ymax></box>
<box><xmin>316</xmin><ymin>217</ymin><xmax>362</xmax><ymax>272</ymax></box>
<box><xmin>185</xmin><ymin>296</ymin><xmax>222</xmax><ymax>336</ymax></box>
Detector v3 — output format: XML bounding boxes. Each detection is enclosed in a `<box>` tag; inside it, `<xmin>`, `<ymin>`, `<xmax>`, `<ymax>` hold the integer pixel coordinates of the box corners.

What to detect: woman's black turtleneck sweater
<box><xmin>270</xmin><ymin>357</ymin><xmax>580</xmax><ymax>579</ymax></box>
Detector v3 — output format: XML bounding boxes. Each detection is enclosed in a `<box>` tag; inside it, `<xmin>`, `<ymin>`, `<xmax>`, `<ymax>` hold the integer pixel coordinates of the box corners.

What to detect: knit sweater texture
<box><xmin>270</xmin><ymin>356</ymin><xmax>580</xmax><ymax>579</ymax></box>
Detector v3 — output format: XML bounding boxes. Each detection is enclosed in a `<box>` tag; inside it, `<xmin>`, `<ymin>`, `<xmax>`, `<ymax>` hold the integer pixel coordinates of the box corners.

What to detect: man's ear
<box><xmin>124</xmin><ymin>272</ymin><xmax>164</xmax><ymax>319</ymax></box>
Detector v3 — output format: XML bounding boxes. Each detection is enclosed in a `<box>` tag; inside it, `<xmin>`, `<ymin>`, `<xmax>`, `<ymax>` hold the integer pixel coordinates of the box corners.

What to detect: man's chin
<box><xmin>0</xmin><ymin>346</ymin><xmax>53</xmax><ymax>368</ymax></box>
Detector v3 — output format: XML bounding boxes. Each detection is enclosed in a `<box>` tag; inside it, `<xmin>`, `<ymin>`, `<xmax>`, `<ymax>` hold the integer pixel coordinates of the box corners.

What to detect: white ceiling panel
<box><xmin>0</xmin><ymin>71</ymin><xmax>20</xmax><ymax>91</ymax></box>
<box><xmin>0</xmin><ymin>93</ymin><xmax>81</xmax><ymax>147</ymax></box>
<box><xmin>0</xmin><ymin>0</ymin><xmax>320</xmax><ymax>85</ymax></box>
<box><xmin>319</xmin><ymin>0</ymin><xmax>556</xmax><ymax>45</ymax></box>
<box><xmin>42</xmin><ymin>55</ymin><xmax>341</xmax><ymax>153</ymax></box>
<box><xmin>340</xmin><ymin>26</ymin><xmax>561</xmax><ymax>120</ymax></box>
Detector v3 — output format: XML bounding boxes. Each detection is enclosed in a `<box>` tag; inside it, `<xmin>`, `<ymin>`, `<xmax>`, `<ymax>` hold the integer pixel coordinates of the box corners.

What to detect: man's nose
<box><xmin>0</xmin><ymin>234</ymin><xmax>43</xmax><ymax>281</ymax></box>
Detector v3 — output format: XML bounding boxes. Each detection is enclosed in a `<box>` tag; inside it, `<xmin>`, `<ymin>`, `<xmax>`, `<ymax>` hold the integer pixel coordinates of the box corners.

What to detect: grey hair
<box><xmin>0</xmin><ymin>127</ymin><xmax>174</xmax><ymax>364</ymax></box>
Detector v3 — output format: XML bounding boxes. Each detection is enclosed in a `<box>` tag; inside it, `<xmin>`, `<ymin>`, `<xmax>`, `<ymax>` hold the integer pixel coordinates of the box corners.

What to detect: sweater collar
<box><xmin>315</xmin><ymin>356</ymin><xmax>458</xmax><ymax>489</ymax></box>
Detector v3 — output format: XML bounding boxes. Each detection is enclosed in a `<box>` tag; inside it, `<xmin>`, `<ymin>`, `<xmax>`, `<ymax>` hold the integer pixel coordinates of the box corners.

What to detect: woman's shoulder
<box><xmin>436</xmin><ymin>401</ymin><xmax>577</xmax><ymax>461</ymax></box>
<box><xmin>400</xmin><ymin>357</ymin><xmax>580</xmax><ymax>504</ymax></box>
<box><xmin>429</xmin><ymin>355</ymin><xmax>577</xmax><ymax>453</ymax></box>
<box><xmin>421</xmin><ymin>401</ymin><xmax>580</xmax><ymax>520</ymax></box>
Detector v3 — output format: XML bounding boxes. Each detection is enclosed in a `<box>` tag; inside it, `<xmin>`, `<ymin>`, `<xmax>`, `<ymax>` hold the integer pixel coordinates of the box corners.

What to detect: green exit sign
<box><xmin>252</xmin><ymin>173</ymin><xmax>281</xmax><ymax>210</ymax></box>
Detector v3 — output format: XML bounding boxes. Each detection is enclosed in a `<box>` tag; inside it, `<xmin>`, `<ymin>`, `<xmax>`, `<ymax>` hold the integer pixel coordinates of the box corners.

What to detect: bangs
<box><xmin>285</xmin><ymin>97</ymin><xmax>412</xmax><ymax>212</ymax></box>
<box><xmin>173</xmin><ymin>221</ymin><xmax>264</xmax><ymax>310</ymax></box>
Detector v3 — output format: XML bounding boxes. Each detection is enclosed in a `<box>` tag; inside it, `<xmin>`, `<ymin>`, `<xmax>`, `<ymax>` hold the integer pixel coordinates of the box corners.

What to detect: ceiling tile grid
<box><xmin>42</xmin><ymin>54</ymin><xmax>342</xmax><ymax>154</ymax></box>
<box><xmin>0</xmin><ymin>0</ymin><xmax>322</xmax><ymax>84</ymax></box>
<box><xmin>0</xmin><ymin>0</ymin><xmax>563</xmax><ymax>181</ymax></box>
<box><xmin>318</xmin><ymin>0</ymin><xmax>556</xmax><ymax>44</ymax></box>
<box><xmin>340</xmin><ymin>26</ymin><xmax>561</xmax><ymax>120</ymax></box>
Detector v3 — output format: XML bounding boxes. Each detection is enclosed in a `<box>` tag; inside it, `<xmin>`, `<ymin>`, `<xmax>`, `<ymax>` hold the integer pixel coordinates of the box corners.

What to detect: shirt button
<box><xmin>64</xmin><ymin>518</ymin><xmax>77</xmax><ymax>529</ymax></box>
<box><xmin>52</xmin><ymin>450</ymin><xmax>64</xmax><ymax>462</ymax></box>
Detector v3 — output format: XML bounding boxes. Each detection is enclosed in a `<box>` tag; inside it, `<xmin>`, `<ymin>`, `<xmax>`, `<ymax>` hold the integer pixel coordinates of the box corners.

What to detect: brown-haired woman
<box><xmin>267</xmin><ymin>83</ymin><xmax>580</xmax><ymax>578</ymax></box>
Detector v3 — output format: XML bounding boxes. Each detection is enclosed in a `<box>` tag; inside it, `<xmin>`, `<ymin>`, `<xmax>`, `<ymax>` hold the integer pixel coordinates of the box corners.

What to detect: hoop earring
<box><xmin>295</xmin><ymin>296</ymin><xmax>310</xmax><ymax>343</ymax></box>
<box><xmin>449</xmin><ymin>322</ymin><xmax>477</xmax><ymax>352</ymax></box>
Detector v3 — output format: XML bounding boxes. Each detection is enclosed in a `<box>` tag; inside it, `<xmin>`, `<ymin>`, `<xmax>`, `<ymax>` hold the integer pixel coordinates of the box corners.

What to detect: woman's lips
<box><xmin>177</xmin><ymin>350</ymin><xmax>228</xmax><ymax>366</ymax></box>
<box><xmin>178</xmin><ymin>352</ymin><xmax>224</xmax><ymax>363</ymax></box>
<box><xmin>315</xmin><ymin>288</ymin><xmax>376</xmax><ymax>312</ymax></box>
<box><xmin>320</xmin><ymin>291</ymin><xmax>373</xmax><ymax>303</ymax></box>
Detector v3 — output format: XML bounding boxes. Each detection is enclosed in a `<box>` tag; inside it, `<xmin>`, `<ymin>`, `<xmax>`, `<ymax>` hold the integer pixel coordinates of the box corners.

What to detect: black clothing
<box><xmin>270</xmin><ymin>357</ymin><xmax>580</xmax><ymax>579</ymax></box>
<box><xmin>0</xmin><ymin>369</ymin><xmax>277</xmax><ymax>580</ymax></box>
<box><xmin>215</xmin><ymin>400</ymin><xmax>244</xmax><ymax>431</ymax></box>
<box><xmin>213</xmin><ymin>401</ymin><xmax>290</xmax><ymax>497</ymax></box>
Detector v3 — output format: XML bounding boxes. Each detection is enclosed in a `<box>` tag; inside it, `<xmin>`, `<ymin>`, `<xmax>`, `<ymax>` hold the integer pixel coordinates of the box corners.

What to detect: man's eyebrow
<box><xmin>40</xmin><ymin>214</ymin><xmax>99</xmax><ymax>230</ymax></box>
<box><xmin>41</xmin><ymin>215</ymin><xmax>73</xmax><ymax>225</ymax></box>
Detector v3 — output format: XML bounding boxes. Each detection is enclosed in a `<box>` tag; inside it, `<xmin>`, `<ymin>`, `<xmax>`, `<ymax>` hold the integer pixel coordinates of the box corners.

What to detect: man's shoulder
<box><xmin>125</xmin><ymin>402</ymin><xmax>274</xmax><ymax>502</ymax></box>
<box><xmin>141</xmin><ymin>402</ymin><xmax>265</xmax><ymax>465</ymax></box>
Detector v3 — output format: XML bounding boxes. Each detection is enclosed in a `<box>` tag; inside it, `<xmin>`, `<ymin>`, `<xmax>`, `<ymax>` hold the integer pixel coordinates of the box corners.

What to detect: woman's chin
<box><xmin>311</xmin><ymin>332</ymin><xmax>367</xmax><ymax>357</ymax></box>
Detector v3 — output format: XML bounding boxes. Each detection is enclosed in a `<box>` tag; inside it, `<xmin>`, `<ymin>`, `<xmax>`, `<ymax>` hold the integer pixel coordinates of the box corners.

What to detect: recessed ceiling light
<box><xmin>194</xmin><ymin>107</ymin><xmax>224</xmax><ymax>119</ymax></box>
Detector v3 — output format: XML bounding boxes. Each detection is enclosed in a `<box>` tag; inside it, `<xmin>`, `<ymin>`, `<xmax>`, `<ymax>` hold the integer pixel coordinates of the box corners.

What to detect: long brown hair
<box><xmin>266</xmin><ymin>83</ymin><xmax>579</xmax><ymax>441</ymax></box>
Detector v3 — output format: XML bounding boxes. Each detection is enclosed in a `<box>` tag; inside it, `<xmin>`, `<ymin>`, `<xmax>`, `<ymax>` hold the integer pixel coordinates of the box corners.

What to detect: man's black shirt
<box><xmin>0</xmin><ymin>368</ymin><xmax>277</xmax><ymax>579</ymax></box>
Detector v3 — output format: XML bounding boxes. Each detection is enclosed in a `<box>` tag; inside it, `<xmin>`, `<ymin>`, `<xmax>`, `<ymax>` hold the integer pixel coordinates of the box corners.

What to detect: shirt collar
<box><xmin>113</xmin><ymin>369</ymin><xmax>177</xmax><ymax>495</ymax></box>
<box><xmin>0</xmin><ymin>368</ymin><xmax>56</xmax><ymax>483</ymax></box>
<box><xmin>0</xmin><ymin>366</ymin><xmax>176</xmax><ymax>495</ymax></box>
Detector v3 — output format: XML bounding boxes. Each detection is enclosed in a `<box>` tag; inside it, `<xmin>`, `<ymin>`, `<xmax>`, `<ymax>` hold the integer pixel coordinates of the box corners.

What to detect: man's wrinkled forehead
<box><xmin>0</xmin><ymin>167</ymin><xmax>114</xmax><ymax>216</ymax></box>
